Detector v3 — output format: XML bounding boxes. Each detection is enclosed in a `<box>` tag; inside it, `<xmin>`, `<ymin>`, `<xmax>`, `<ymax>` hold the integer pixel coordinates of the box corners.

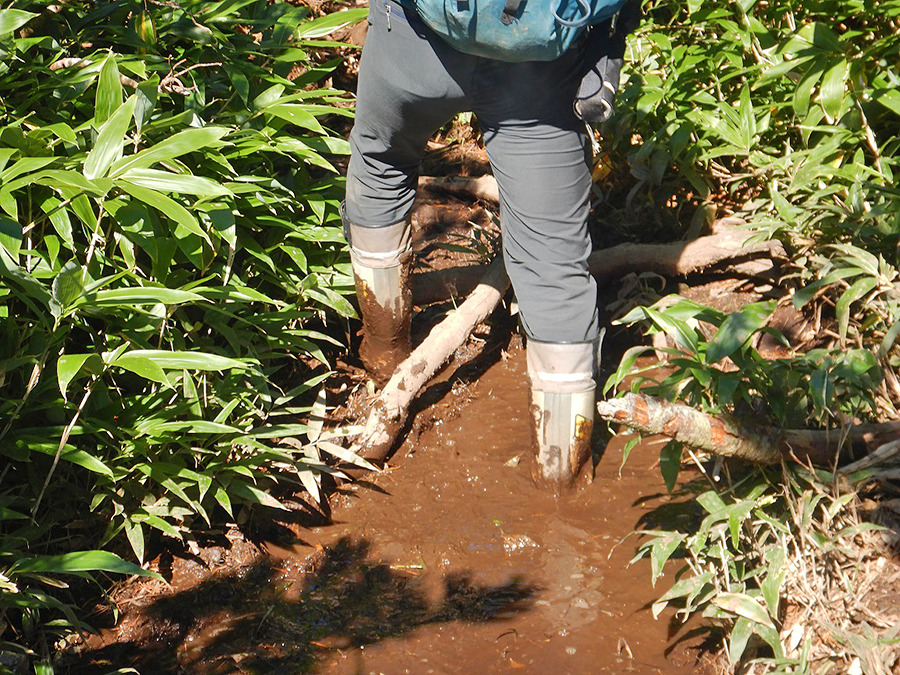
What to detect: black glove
<box><xmin>574</xmin><ymin>0</ymin><xmax>640</xmax><ymax>126</ymax></box>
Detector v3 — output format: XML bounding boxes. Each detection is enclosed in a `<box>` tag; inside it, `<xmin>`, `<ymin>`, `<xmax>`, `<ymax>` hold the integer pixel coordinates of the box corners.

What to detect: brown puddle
<box><xmin>299</xmin><ymin>351</ymin><xmax>706</xmax><ymax>675</ymax></box>
<box><xmin>74</xmin><ymin>348</ymin><xmax>710</xmax><ymax>674</ymax></box>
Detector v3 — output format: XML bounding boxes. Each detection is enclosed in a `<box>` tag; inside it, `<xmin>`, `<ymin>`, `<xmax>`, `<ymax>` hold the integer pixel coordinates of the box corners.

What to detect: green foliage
<box><xmin>0</xmin><ymin>0</ymin><xmax>365</xmax><ymax>666</ymax></box>
<box><xmin>609</xmin><ymin>294</ymin><xmax>882</xmax><ymax>429</ymax></box>
<box><xmin>611</xmin><ymin>0</ymin><xmax>900</xmax><ymax>252</ymax></box>
<box><xmin>631</xmin><ymin>465</ymin><xmax>888</xmax><ymax>671</ymax></box>
<box><xmin>606</xmin><ymin>0</ymin><xmax>900</xmax><ymax>669</ymax></box>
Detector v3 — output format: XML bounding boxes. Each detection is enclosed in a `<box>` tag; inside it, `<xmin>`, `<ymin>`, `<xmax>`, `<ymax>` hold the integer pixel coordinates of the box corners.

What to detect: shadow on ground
<box><xmin>67</xmin><ymin>536</ymin><xmax>538</xmax><ymax>674</ymax></box>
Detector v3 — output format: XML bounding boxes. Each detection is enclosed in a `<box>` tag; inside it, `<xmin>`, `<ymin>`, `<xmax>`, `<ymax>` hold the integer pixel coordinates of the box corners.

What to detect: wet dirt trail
<box><xmin>290</xmin><ymin>349</ymin><xmax>704</xmax><ymax>675</ymax></box>
<box><xmin>76</xmin><ymin>347</ymin><xmax>708</xmax><ymax>675</ymax></box>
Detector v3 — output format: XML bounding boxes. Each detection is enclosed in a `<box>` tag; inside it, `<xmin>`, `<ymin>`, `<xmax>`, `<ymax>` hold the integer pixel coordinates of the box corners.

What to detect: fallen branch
<box><xmin>587</xmin><ymin>220</ymin><xmax>784</xmax><ymax>281</ymax></box>
<box><xmin>354</xmin><ymin>255</ymin><xmax>510</xmax><ymax>461</ymax></box>
<box><xmin>596</xmin><ymin>392</ymin><xmax>900</xmax><ymax>467</ymax></box>
<box><xmin>414</xmin><ymin>222</ymin><xmax>784</xmax><ymax>306</ymax></box>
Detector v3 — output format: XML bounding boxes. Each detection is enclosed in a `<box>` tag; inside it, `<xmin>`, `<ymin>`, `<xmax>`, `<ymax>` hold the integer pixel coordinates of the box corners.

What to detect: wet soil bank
<box><xmin>73</xmin><ymin>348</ymin><xmax>711</xmax><ymax>675</ymax></box>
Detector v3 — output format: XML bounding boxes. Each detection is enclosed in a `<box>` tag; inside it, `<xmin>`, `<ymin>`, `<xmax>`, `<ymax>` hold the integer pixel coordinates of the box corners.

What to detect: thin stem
<box><xmin>30</xmin><ymin>375</ymin><xmax>98</xmax><ymax>521</ymax></box>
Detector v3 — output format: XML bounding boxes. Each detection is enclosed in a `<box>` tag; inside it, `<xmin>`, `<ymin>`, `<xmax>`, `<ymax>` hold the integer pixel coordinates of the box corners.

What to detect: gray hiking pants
<box><xmin>345</xmin><ymin>0</ymin><xmax>600</xmax><ymax>344</ymax></box>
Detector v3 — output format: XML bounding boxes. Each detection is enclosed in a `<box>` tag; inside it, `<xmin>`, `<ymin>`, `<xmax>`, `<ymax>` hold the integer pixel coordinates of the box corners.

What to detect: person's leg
<box><xmin>475</xmin><ymin>50</ymin><xmax>601</xmax><ymax>487</ymax></box>
<box><xmin>344</xmin><ymin>0</ymin><xmax>471</xmax><ymax>384</ymax></box>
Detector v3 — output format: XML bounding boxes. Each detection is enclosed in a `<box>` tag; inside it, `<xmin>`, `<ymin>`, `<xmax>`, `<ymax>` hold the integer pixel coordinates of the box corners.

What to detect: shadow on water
<box><xmin>69</xmin><ymin>536</ymin><xmax>538</xmax><ymax>674</ymax></box>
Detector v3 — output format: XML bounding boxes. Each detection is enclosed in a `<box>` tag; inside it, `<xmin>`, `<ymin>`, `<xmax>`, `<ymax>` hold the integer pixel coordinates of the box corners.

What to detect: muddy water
<box><xmin>295</xmin><ymin>350</ymin><xmax>705</xmax><ymax>675</ymax></box>
<box><xmin>75</xmin><ymin>347</ymin><xmax>708</xmax><ymax>675</ymax></box>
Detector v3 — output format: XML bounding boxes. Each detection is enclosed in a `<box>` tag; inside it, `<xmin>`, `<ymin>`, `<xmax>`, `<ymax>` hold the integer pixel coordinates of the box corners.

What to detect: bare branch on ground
<box><xmin>596</xmin><ymin>392</ymin><xmax>900</xmax><ymax>467</ymax></box>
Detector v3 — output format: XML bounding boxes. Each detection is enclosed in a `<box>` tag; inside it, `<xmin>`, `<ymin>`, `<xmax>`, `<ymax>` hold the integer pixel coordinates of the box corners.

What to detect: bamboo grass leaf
<box><xmin>12</xmin><ymin>551</ymin><xmax>161</xmax><ymax>580</ymax></box>
<box><xmin>116</xmin><ymin>180</ymin><xmax>210</xmax><ymax>243</ymax></box>
<box><xmin>84</xmin><ymin>97</ymin><xmax>137</xmax><ymax>180</ymax></box>
<box><xmin>118</xmin><ymin>349</ymin><xmax>250</xmax><ymax>371</ymax></box>
<box><xmin>0</xmin><ymin>9</ymin><xmax>37</xmax><ymax>34</ymax></box>
<box><xmin>713</xmin><ymin>592</ymin><xmax>776</xmax><ymax>629</ymax></box>
<box><xmin>705</xmin><ymin>301</ymin><xmax>775</xmax><ymax>364</ymax></box>
<box><xmin>295</xmin><ymin>8</ymin><xmax>367</xmax><ymax>38</ymax></box>
<box><xmin>109</xmin><ymin>127</ymin><xmax>228</xmax><ymax>176</ymax></box>
<box><xmin>95</xmin><ymin>54</ymin><xmax>123</xmax><ymax>126</ymax></box>
<box><xmin>57</xmin><ymin>353</ymin><xmax>102</xmax><ymax>399</ymax></box>
<box><xmin>117</xmin><ymin>168</ymin><xmax>231</xmax><ymax>196</ymax></box>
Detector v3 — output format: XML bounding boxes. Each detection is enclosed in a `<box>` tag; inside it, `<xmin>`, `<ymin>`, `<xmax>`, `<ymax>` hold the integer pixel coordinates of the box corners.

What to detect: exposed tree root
<box><xmin>596</xmin><ymin>392</ymin><xmax>900</xmax><ymax>467</ymax></box>
<box><xmin>414</xmin><ymin>219</ymin><xmax>784</xmax><ymax>306</ymax></box>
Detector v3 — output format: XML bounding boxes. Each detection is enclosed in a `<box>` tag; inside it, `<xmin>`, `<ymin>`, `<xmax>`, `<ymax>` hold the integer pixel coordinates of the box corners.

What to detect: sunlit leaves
<box><xmin>0</xmin><ymin>0</ymin><xmax>365</xmax><ymax>659</ymax></box>
<box><xmin>84</xmin><ymin>97</ymin><xmax>137</xmax><ymax>180</ymax></box>
<box><xmin>109</xmin><ymin>126</ymin><xmax>229</xmax><ymax>176</ymax></box>
<box><xmin>12</xmin><ymin>551</ymin><xmax>160</xmax><ymax>579</ymax></box>
<box><xmin>705</xmin><ymin>301</ymin><xmax>775</xmax><ymax>364</ymax></box>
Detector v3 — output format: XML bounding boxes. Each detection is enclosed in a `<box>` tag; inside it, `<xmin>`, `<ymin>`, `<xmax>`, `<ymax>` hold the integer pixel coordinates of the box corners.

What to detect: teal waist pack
<box><xmin>405</xmin><ymin>0</ymin><xmax>628</xmax><ymax>62</ymax></box>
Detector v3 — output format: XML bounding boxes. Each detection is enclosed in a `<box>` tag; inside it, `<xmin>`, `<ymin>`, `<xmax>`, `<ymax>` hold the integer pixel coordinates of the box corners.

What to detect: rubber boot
<box><xmin>345</xmin><ymin>211</ymin><xmax>413</xmax><ymax>387</ymax></box>
<box><xmin>527</xmin><ymin>339</ymin><xmax>598</xmax><ymax>488</ymax></box>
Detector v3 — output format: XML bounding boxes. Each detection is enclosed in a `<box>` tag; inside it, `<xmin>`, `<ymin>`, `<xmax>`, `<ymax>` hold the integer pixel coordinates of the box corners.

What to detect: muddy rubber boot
<box><xmin>527</xmin><ymin>339</ymin><xmax>598</xmax><ymax>488</ymax></box>
<box><xmin>345</xmin><ymin>212</ymin><xmax>413</xmax><ymax>387</ymax></box>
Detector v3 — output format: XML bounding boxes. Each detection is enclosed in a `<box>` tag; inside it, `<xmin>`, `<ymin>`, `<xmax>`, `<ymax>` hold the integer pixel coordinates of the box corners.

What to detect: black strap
<box><xmin>500</xmin><ymin>0</ymin><xmax>523</xmax><ymax>25</ymax></box>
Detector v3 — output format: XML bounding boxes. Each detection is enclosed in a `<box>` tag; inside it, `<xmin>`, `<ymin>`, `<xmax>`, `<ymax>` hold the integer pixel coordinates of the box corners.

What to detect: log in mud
<box><xmin>597</xmin><ymin>392</ymin><xmax>900</xmax><ymax>467</ymax></box>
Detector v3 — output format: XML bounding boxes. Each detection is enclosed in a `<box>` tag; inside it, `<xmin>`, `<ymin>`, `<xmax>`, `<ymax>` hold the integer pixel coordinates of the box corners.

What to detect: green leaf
<box><xmin>820</xmin><ymin>59</ymin><xmax>847</xmax><ymax>121</ymax></box>
<box><xmin>0</xmin><ymin>214</ymin><xmax>22</xmax><ymax>257</ymax></box>
<box><xmin>296</xmin><ymin>467</ymin><xmax>322</xmax><ymax>503</ymax></box>
<box><xmin>12</xmin><ymin>551</ymin><xmax>161</xmax><ymax>579</ymax></box>
<box><xmin>713</xmin><ymin>593</ymin><xmax>775</xmax><ymax>628</ymax></box>
<box><xmin>316</xmin><ymin>441</ymin><xmax>377</xmax><ymax>471</ymax></box>
<box><xmin>231</xmin><ymin>481</ymin><xmax>288</xmax><ymax>510</ymax></box>
<box><xmin>136</xmin><ymin>419</ymin><xmax>244</xmax><ymax>435</ymax></box>
<box><xmin>111</xmin><ymin>351</ymin><xmax>173</xmax><ymax>387</ymax></box>
<box><xmin>792</xmin><ymin>267</ymin><xmax>861</xmax><ymax>309</ymax></box>
<box><xmin>119</xmin><ymin>349</ymin><xmax>250</xmax><ymax>371</ymax></box>
<box><xmin>213</xmin><ymin>486</ymin><xmax>233</xmax><ymax>517</ymax></box>
<box><xmin>728</xmin><ymin>617</ymin><xmax>755</xmax><ymax>665</ymax></box>
<box><xmin>30</xmin><ymin>443</ymin><xmax>114</xmax><ymax>477</ymax></box>
<box><xmin>57</xmin><ymin>353</ymin><xmax>102</xmax><ymax>399</ymax></box>
<box><xmin>0</xmin><ymin>9</ymin><xmax>37</xmax><ymax>35</ymax></box>
<box><xmin>760</xmin><ymin>547</ymin><xmax>785</xmax><ymax>615</ymax></box>
<box><xmin>96</xmin><ymin>54</ymin><xmax>123</xmax><ymax>126</ymax></box>
<box><xmin>652</xmin><ymin>570</ymin><xmax>715</xmax><ymax>618</ymax></box>
<box><xmin>836</xmin><ymin>276</ymin><xmax>877</xmax><ymax>342</ymax></box>
<box><xmin>110</xmin><ymin>127</ymin><xmax>228</xmax><ymax>176</ymax></box>
<box><xmin>51</xmin><ymin>260</ymin><xmax>85</xmax><ymax>316</ymax></box>
<box><xmin>648</xmin><ymin>532</ymin><xmax>684</xmax><ymax>585</ymax></box>
<box><xmin>84</xmin><ymin>97</ymin><xmax>137</xmax><ymax>180</ymax></box>
<box><xmin>124</xmin><ymin>519</ymin><xmax>145</xmax><ymax>563</ymax></box>
<box><xmin>659</xmin><ymin>441</ymin><xmax>683</xmax><ymax>493</ymax></box>
<box><xmin>874</xmin><ymin>89</ymin><xmax>900</xmax><ymax>117</ymax></box>
<box><xmin>0</xmin><ymin>156</ymin><xmax>56</xmax><ymax>183</ymax></box>
<box><xmin>118</xmin><ymin>168</ymin><xmax>231</xmax><ymax>196</ymax></box>
<box><xmin>705</xmin><ymin>301</ymin><xmax>775</xmax><ymax>364</ymax></box>
<box><xmin>603</xmin><ymin>345</ymin><xmax>656</xmax><ymax>395</ymax></box>
<box><xmin>117</xmin><ymin>180</ymin><xmax>210</xmax><ymax>243</ymax></box>
<box><xmin>142</xmin><ymin>513</ymin><xmax>184</xmax><ymax>540</ymax></box>
<box><xmin>79</xmin><ymin>286</ymin><xmax>205</xmax><ymax>307</ymax></box>
<box><xmin>265</xmin><ymin>104</ymin><xmax>325</xmax><ymax>133</ymax></box>
<box><xmin>296</xmin><ymin>8</ymin><xmax>367</xmax><ymax>38</ymax></box>
<box><xmin>135</xmin><ymin>77</ymin><xmax>159</xmax><ymax>133</ymax></box>
<box><xmin>645</xmin><ymin>307</ymin><xmax>699</xmax><ymax>353</ymax></box>
<box><xmin>0</xmin><ymin>245</ymin><xmax>52</xmax><ymax>310</ymax></box>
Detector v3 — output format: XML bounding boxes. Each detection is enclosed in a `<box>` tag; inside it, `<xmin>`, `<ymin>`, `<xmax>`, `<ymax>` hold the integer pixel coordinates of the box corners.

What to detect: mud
<box><xmin>71</xmin><ymin>347</ymin><xmax>711</xmax><ymax>675</ymax></box>
<box><xmin>353</xmin><ymin>261</ymin><xmax>413</xmax><ymax>387</ymax></box>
